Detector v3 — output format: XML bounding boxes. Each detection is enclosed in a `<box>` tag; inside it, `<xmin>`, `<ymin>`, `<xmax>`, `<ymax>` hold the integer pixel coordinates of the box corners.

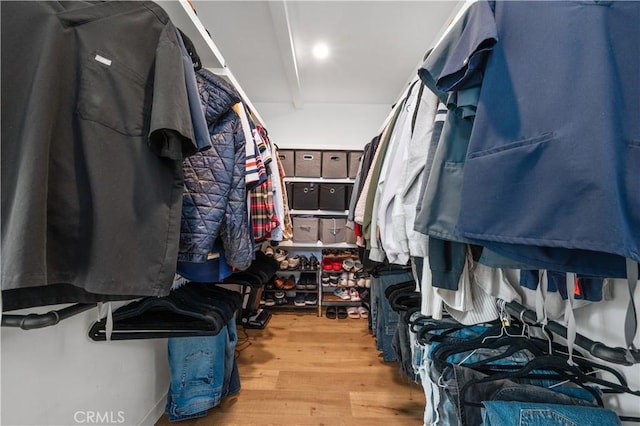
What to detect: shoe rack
<box><xmin>319</xmin><ymin>249</ymin><xmax>371</xmax><ymax>317</ymax></box>
<box><xmin>261</xmin><ymin>241</ymin><xmax>361</xmax><ymax>316</ymax></box>
<box><xmin>262</xmin><ymin>246</ymin><xmax>322</xmax><ymax>315</ymax></box>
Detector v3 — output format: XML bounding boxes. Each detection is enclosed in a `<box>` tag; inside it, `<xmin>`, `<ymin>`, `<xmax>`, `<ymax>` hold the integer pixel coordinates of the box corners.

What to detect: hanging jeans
<box><xmin>481</xmin><ymin>401</ymin><xmax>621</xmax><ymax>426</ymax></box>
<box><xmin>165</xmin><ymin>316</ymin><xmax>239</xmax><ymax>422</ymax></box>
<box><xmin>370</xmin><ymin>270</ymin><xmax>414</xmax><ymax>361</ymax></box>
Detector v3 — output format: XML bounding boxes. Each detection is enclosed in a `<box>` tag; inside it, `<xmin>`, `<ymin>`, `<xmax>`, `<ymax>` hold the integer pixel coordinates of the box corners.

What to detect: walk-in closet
<box><xmin>2</xmin><ymin>1</ymin><xmax>639</xmax><ymax>425</ymax></box>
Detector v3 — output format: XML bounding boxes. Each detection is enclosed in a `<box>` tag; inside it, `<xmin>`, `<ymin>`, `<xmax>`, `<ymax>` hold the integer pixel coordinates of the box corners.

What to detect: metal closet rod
<box><xmin>1</xmin><ymin>303</ymin><xmax>97</xmax><ymax>330</ymax></box>
<box><xmin>504</xmin><ymin>300</ymin><xmax>640</xmax><ymax>366</ymax></box>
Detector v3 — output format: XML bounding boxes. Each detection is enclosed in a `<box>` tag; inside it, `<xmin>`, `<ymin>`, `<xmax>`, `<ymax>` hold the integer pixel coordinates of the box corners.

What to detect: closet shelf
<box><xmin>321</xmin><ymin>294</ymin><xmax>362</xmax><ymax>307</ymax></box>
<box><xmin>289</xmin><ymin>209</ymin><xmax>348</xmax><ymax>216</ymax></box>
<box><xmin>157</xmin><ymin>0</ymin><xmax>265</xmax><ymax>126</ymax></box>
<box><xmin>277</xmin><ymin>241</ymin><xmax>358</xmax><ymax>249</ymax></box>
<box><xmin>283</xmin><ymin>177</ymin><xmax>355</xmax><ymax>184</ymax></box>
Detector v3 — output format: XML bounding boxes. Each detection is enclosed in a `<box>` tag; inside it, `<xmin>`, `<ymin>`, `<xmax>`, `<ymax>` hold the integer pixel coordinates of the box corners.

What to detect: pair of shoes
<box><xmin>305</xmin><ymin>294</ymin><xmax>317</xmax><ymax>305</ymax></box>
<box><xmin>334</xmin><ymin>288</ymin><xmax>351</xmax><ymax>300</ymax></box>
<box><xmin>274</xmin><ymin>248</ymin><xmax>288</xmax><ymax>262</ymax></box>
<box><xmin>294</xmin><ymin>295</ymin><xmax>306</xmax><ymax>306</ymax></box>
<box><xmin>298</xmin><ymin>272</ymin><xmax>317</xmax><ymax>289</ymax></box>
<box><xmin>274</xmin><ymin>276</ymin><xmax>286</xmax><ymax>289</ymax></box>
<box><xmin>286</xmin><ymin>256</ymin><xmax>300</xmax><ymax>270</ymax></box>
<box><xmin>282</xmin><ymin>275</ymin><xmax>296</xmax><ymax>290</ymax></box>
<box><xmin>322</xmin><ymin>258</ymin><xmax>344</xmax><ymax>271</ymax></box>
<box><xmin>325</xmin><ymin>306</ymin><xmax>348</xmax><ymax>319</ymax></box>
<box><xmin>321</xmin><ymin>273</ymin><xmax>331</xmax><ymax>287</ymax></box>
<box><xmin>347</xmin><ymin>306</ymin><xmax>368</xmax><ymax>319</ymax></box>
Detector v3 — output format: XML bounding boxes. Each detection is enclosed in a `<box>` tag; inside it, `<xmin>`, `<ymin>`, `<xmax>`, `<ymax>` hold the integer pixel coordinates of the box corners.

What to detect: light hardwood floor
<box><xmin>155</xmin><ymin>311</ymin><xmax>426</xmax><ymax>426</ymax></box>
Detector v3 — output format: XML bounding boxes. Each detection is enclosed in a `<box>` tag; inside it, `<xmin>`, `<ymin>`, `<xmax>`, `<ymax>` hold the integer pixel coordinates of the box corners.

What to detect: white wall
<box><xmin>1</xmin><ymin>304</ymin><xmax>169</xmax><ymax>426</ymax></box>
<box><xmin>254</xmin><ymin>102</ymin><xmax>391</xmax><ymax>149</ymax></box>
<box><xmin>573</xmin><ymin>285</ymin><xmax>640</xmax><ymax>423</ymax></box>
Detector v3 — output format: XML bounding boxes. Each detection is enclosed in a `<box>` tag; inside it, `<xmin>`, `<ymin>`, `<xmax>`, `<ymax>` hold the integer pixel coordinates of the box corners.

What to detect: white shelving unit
<box><xmin>284</xmin><ymin>177</ymin><xmax>355</xmax><ymax>184</ymax></box>
<box><xmin>289</xmin><ymin>209</ymin><xmax>348</xmax><ymax>216</ymax></box>
<box><xmin>278</xmin><ymin>241</ymin><xmax>357</xmax><ymax>249</ymax></box>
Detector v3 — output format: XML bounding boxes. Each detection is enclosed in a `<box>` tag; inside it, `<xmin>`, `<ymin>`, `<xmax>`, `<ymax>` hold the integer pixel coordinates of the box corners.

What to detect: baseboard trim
<box><xmin>139</xmin><ymin>392</ymin><xmax>167</xmax><ymax>425</ymax></box>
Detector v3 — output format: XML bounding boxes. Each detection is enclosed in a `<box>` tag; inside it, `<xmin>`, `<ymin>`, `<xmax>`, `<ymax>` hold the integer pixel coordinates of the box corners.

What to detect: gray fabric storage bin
<box><xmin>319</xmin><ymin>184</ymin><xmax>347</xmax><ymax>211</ymax></box>
<box><xmin>348</xmin><ymin>151</ymin><xmax>363</xmax><ymax>178</ymax></box>
<box><xmin>278</xmin><ymin>149</ymin><xmax>295</xmax><ymax>177</ymax></box>
<box><xmin>322</xmin><ymin>151</ymin><xmax>348</xmax><ymax>178</ymax></box>
<box><xmin>295</xmin><ymin>150</ymin><xmax>321</xmax><ymax>177</ymax></box>
<box><xmin>319</xmin><ymin>218</ymin><xmax>347</xmax><ymax>244</ymax></box>
<box><xmin>292</xmin><ymin>217</ymin><xmax>319</xmax><ymax>243</ymax></box>
<box><xmin>292</xmin><ymin>183</ymin><xmax>319</xmax><ymax>210</ymax></box>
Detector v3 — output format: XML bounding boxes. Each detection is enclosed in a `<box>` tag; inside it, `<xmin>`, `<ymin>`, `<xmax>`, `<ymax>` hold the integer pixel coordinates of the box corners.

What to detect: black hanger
<box><xmin>88</xmin><ymin>283</ymin><xmax>242</xmax><ymax>341</ymax></box>
<box><xmin>459</xmin><ymin>354</ymin><xmax>640</xmax><ymax>411</ymax></box>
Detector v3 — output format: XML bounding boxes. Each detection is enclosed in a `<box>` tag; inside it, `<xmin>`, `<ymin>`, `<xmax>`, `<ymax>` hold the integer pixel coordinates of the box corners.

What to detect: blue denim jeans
<box><xmin>165</xmin><ymin>317</ymin><xmax>239</xmax><ymax>422</ymax></box>
<box><xmin>440</xmin><ymin>364</ymin><xmax>598</xmax><ymax>426</ymax></box>
<box><xmin>371</xmin><ymin>271</ymin><xmax>414</xmax><ymax>361</ymax></box>
<box><xmin>482</xmin><ymin>401</ymin><xmax>621</xmax><ymax>426</ymax></box>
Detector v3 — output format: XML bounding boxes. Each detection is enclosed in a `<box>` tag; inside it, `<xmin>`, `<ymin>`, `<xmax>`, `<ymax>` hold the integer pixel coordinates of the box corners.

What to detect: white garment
<box><xmin>472</xmin><ymin>263</ymin><xmax>523</xmax><ymax>304</ymax></box>
<box><xmin>373</xmin><ymin>85</ymin><xmax>418</xmax><ymax>262</ymax></box>
<box><xmin>391</xmin><ymin>90</ymin><xmax>439</xmax><ymax>261</ymax></box>
<box><xmin>268</xmin><ymin>140</ymin><xmax>284</xmax><ymax>241</ymax></box>
<box><xmin>234</xmin><ymin>103</ymin><xmax>260</xmax><ymax>186</ymax></box>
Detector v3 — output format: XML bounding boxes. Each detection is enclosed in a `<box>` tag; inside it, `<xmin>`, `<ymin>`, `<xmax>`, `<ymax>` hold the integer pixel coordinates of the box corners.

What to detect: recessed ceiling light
<box><xmin>312</xmin><ymin>42</ymin><xmax>330</xmax><ymax>60</ymax></box>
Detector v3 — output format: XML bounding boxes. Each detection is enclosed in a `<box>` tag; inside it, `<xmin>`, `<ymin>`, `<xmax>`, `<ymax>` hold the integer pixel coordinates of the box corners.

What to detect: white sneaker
<box><xmin>350</xmin><ymin>289</ymin><xmax>361</xmax><ymax>302</ymax></box>
<box><xmin>333</xmin><ymin>288</ymin><xmax>351</xmax><ymax>300</ymax></box>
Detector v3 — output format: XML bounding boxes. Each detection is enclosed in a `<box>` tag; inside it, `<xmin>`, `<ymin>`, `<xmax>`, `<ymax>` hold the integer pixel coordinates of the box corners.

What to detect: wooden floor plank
<box><xmin>155</xmin><ymin>312</ymin><xmax>425</xmax><ymax>425</ymax></box>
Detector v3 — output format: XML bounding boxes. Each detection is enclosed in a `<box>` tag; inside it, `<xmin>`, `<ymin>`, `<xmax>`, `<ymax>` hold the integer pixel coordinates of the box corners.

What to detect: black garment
<box><xmin>1</xmin><ymin>2</ymin><xmax>195</xmax><ymax>309</ymax></box>
<box><xmin>354</xmin><ymin>136</ymin><xmax>380</xmax><ymax>202</ymax></box>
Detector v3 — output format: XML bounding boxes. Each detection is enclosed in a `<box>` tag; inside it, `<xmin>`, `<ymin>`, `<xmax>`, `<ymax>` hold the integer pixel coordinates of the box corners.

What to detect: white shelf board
<box><xmin>157</xmin><ymin>0</ymin><xmax>265</xmax><ymax>126</ymax></box>
<box><xmin>289</xmin><ymin>210</ymin><xmax>348</xmax><ymax>216</ymax></box>
<box><xmin>277</xmin><ymin>240</ymin><xmax>358</xmax><ymax>249</ymax></box>
<box><xmin>156</xmin><ymin>0</ymin><xmax>224</xmax><ymax>69</ymax></box>
<box><xmin>283</xmin><ymin>177</ymin><xmax>355</xmax><ymax>183</ymax></box>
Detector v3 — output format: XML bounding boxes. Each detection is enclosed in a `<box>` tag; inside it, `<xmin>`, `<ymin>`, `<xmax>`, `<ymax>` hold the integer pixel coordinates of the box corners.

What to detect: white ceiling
<box><xmin>190</xmin><ymin>1</ymin><xmax>461</xmax><ymax>106</ymax></box>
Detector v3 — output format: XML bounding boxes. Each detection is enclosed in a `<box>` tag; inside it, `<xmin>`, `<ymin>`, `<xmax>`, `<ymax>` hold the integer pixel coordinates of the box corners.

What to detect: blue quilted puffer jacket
<box><xmin>178</xmin><ymin>69</ymin><xmax>252</xmax><ymax>270</ymax></box>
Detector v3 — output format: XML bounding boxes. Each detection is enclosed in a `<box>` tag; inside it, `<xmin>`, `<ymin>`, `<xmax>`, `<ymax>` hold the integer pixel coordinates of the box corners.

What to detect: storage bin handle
<box><xmin>302</xmin><ymin>154</ymin><xmax>314</xmax><ymax>160</ymax></box>
<box><xmin>300</xmin><ymin>226</ymin><xmax>311</xmax><ymax>231</ymax></box>
<box><xmin>330</xmin><ymin>155</ymin><xmax>340</xmax><ymax>161</ymax></box>
<box><xmin>330</xmin><ymin>218</ymin><xmax>339</xmax><ymax>236</ymax></box>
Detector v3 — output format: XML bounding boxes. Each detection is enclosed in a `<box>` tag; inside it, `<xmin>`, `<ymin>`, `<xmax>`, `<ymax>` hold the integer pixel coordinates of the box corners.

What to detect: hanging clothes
<box><xmin>453</xmin><ymin>1</ymin><xmax>639</xmax><ymax>277</ymax></box>
<box><xmin>179</xmin><ymin>69</ymin><xmax>253</xmax><ymax>270</ymax></box>
<box><xmin>1</xmin><ymin>1</ymin><xmax>196</xmax><ymax>309</ymax></box>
